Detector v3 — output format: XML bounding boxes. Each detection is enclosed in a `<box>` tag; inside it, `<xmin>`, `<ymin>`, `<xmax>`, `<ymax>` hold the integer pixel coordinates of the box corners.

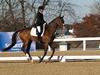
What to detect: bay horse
<box><xmin>2</xmin><ymin>16</ymin><xmax>64</xmax><ymax>62</ymax></box>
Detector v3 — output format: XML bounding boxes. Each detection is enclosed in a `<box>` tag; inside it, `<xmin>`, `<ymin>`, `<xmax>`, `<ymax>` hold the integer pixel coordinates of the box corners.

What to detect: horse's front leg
<box><xmin>39</xmin><ymin>43</ymin><xmax>48</xmax><ymax>63</ymax></box>
<box><xmin>48</xmin><ymin>43</ymin><xmax>55</xmax><ymax>62</ymax></box>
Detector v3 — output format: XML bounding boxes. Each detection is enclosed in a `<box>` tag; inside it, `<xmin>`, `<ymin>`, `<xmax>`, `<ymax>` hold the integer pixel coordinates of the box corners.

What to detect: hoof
<box><xmin>30</xmin><ymin>60</ymin><xmax>34</xmax><ymax>63</ymax></box>
<box><xmin>27</xmin><ymin>58</ymin><xmax>33</xmax><ymax>62</ymax></box>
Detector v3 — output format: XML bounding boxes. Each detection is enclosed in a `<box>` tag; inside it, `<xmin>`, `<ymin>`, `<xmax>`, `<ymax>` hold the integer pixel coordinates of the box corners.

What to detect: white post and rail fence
<box><xmin>54</xmin><ymin>37</ymin><xmax>100</xmax><ymax>51</ymax></box>
<box><xmin>1</xmin><ymin>37</ymin><xmax>100</xmax><ymax>62</ymax></box>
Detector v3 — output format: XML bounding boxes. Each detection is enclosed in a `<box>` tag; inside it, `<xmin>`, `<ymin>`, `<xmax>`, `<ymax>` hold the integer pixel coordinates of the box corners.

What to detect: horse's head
<box><xmin>54</xmin><ymin>16</ymin><xmax>65</xmax><ymax>29</ymax></box>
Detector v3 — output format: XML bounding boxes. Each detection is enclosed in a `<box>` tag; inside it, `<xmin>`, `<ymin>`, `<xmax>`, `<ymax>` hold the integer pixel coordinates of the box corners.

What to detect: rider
<box><xmin>34</xmin><ymin>6</ymin><xmax>46</xmax><ymax>40</ymax></box>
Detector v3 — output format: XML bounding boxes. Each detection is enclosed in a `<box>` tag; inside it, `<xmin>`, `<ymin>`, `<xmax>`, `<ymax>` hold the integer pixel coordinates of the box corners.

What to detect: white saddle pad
<box><xmin>30</xmin><ymin>23</ymin><xmax>46</xmax><ymax>36</ymax></box>
<box><xmin>30</xmin><ymin>27</ymin><xmax>37</xmax><ymax>36</ymax></box>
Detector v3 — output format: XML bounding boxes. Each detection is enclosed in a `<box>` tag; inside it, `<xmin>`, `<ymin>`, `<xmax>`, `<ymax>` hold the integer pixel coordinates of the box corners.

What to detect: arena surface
<box><xmin>0</xmin><ymin>50</ymin><xmax>100</xmax><ymax>75</ymax></box>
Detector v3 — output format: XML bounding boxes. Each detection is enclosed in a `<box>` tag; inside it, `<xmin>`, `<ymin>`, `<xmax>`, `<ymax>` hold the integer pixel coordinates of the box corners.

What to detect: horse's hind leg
<box><xmin>21</xmin><ymin>44</ymin><xmax>26</xmax><ymax>54</ymax></box>
<box><xmin>26</xmin><ymin>40</ymin><xmax>32</xmax><ymax>61</ymax></box>
<box><xmin>23</xmin><ymin>40</ymin><xmax>32</xmax><ymax>62</ymax></box>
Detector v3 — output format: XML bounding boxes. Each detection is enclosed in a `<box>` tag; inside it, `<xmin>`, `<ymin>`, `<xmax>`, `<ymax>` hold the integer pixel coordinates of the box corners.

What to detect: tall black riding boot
<box><xmin>38</xmin><ymin>35</ymin><xmax>42</xmax><ymax>43</ymax></box>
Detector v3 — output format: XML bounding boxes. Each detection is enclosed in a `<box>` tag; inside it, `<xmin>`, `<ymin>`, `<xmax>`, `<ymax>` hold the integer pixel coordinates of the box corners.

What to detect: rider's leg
<box><xmin>37</xmin><ymin>26</ymin><xmax>43</xmax><ymax>42</ymax></box>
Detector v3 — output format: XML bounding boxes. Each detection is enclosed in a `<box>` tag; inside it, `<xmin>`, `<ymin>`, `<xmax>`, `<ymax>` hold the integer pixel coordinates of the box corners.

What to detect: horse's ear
<box><xmin>59</xmin><ymin>13</ymin><xmax>61</xmax><ymax>17</ymax></box>
<box><xmin>61</xmin><ymin>16</ymin><xmax>64</xmax><ymax>18</ymax></box>
<box><xmin>58</xmin><ymin>15</ymin><xmax>64</xmax><ymax>19</ymax></box>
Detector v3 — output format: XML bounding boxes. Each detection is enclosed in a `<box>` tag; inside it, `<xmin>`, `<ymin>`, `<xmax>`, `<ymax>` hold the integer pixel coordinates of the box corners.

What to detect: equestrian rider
<box><xmin>34</xmin><ymin>6</ymin><xmax>46</xmax><ymax>39</ymax></box>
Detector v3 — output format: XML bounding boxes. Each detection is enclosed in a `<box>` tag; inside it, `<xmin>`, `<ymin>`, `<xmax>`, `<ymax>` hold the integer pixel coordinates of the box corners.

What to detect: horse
<box><xmin>2</xmin><ymin>16</ymin><xmax>64</xmax><ymax>62</ymax></box>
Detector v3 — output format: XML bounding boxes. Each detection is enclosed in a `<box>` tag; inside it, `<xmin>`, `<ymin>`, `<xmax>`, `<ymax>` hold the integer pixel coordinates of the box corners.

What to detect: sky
<box><xmin>61</xmin><ymin>0</ymin><xmax>100</xmax><ymax>23</ymax></box>
<box><xmin>70</xmin><ymin>0</ymin><xmax>99</xmax><ymax>17</ymax></box>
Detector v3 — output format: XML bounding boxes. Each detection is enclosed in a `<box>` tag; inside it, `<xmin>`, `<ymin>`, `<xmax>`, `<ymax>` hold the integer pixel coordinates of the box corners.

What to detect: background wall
<box><xmin>0</xmin><ymin>32</ymin><xmax>36</xmax><ymax>52</ymax></box>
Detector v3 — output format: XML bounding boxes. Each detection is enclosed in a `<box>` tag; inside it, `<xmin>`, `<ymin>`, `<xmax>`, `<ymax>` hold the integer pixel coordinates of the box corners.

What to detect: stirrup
<box><xmin>38</xmin><ymin>36</ymin><xmax>43</xmax><ymax>43</ymax></box>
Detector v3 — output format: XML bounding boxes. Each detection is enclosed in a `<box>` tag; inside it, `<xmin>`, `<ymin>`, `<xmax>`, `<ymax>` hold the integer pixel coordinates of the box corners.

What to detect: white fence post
<box><xmin>59</xmin><ymin>42</ymin><xmax>67</xmax><ymax>51</ymax></box>
<box><xmin>83</xmin><ymin>40</ymin><xmax>86</xmax><ymax>51</ymax></box>
<box><xmin>99</xmin><ymin>44</ymin><xmax>100</xmax><ymax>49</ymax></box>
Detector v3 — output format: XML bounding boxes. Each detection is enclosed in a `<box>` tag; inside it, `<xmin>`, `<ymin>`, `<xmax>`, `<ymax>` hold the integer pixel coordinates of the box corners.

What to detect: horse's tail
<box><xmin>2</xmin><ymin>30</ymin><xmax>19</xmax><ymax>51</ymax></box>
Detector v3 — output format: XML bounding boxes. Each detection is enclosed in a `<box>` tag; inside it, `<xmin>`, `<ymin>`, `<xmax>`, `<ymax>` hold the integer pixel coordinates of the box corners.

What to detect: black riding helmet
<box><xmin>38</xmin><ymin>6</ymin><xmax>44</xmax><ymax>10</ymax></box>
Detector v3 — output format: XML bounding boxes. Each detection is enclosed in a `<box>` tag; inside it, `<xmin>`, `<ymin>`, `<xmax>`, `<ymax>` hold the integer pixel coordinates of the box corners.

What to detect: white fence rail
<box><xmin>1</xmin><ymin>55</ymin><xmax>100</xmax><ymax>62</ymax></box>
<box><xmin>54</xmin><ymin>37</ymin><xmax>100</xmax><ymax>51</ymax></box>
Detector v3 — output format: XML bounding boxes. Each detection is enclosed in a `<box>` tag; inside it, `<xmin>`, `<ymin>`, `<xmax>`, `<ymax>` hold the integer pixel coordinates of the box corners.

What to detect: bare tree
<box><xmin>42</xmin><ymin>0</ymin><xmax>50</xmax><ymax>7</ymax></box>
<box><xmin>0</xmin><ymin>0</ymin><xmax>6</xmax><ymax>18</ymax></box>
<box><xmin>19</xmin><ymin>0</ymin><xmax>26</xmax><ymax>24</ymax></box>
<box><xmin>5</xmin><ymin>0</ymin><xmax>15</xmax><ymax>23</ymax></box>
<box><xmin>0</xmin><ymin>0</ymin><xmax>77</xmax><ymax>31</ymax></box>
<box><xmin>90</xmin><ymin>1</ymin><xmax>100</xmax><ymax>15</ymax></box>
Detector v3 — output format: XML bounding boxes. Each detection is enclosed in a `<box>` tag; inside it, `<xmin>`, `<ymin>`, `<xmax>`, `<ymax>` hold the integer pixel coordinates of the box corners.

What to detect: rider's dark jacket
<box><xmin>34</xmin><ymin>12</ymin><xmax>45</xmax><ymax>36</ymax></box>
<box><xmin>34</xmin><ymin>12</ymin><xmax>45</xmax><ymax>27</ymax></box>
